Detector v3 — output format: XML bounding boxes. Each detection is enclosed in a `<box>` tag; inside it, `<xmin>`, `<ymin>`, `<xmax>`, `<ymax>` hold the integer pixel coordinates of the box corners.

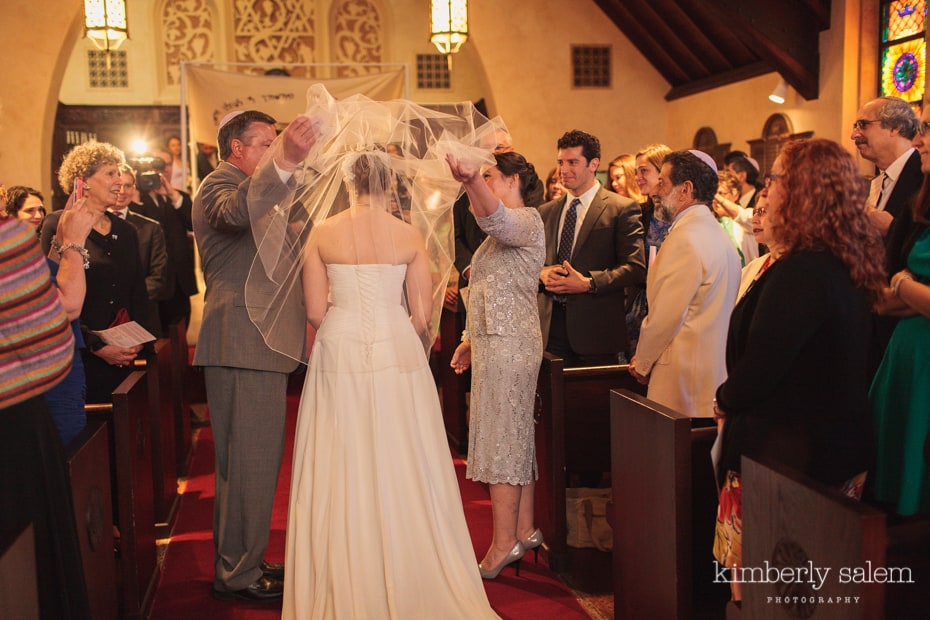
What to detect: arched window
<box><xmin>879</xmin><ymin>1</ymin><xmax>927</xmax><ymax>106</ymax></box>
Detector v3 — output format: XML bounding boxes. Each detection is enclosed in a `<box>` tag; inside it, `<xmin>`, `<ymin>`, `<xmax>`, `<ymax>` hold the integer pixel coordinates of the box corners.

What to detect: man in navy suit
<box><xmin>537</xmin><ymin>129</ymin><xmax>646</xmax><ymax>366</ymax></box>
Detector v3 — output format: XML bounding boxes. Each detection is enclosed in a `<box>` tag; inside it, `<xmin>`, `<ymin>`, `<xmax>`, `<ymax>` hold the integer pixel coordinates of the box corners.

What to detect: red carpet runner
<box><xmin>149</xmin><ymin>389</ymin><xmax>591</xmax><ymax>619</ymax></box>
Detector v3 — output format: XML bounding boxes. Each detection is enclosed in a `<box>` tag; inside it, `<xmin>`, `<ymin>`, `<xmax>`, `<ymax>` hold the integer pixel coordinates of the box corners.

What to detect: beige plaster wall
<box><xmin>0</xmin><ymin>0</ymin><xmax>82</xmax><ymax>194</ymax></box>
<box><xmin>2</xmin><ymin>0</ymin><xmax>877</xmax><ymax>199</ymax></box>
<box><xmin>54</xmin><ymin>0</ymin><xmax>670</xmax><ymax>173</ymax></box>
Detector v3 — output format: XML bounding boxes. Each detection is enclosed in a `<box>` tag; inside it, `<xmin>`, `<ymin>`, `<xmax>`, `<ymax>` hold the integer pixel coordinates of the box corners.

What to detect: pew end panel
<box><xmin>610</xmin><ymin>388</ymin><xmax>727</xmax><ymax>620</ymax></box>
<box><xmin>168</xmin><ymin>319</ymin><xmax>193</xmax><ymax>477</ymax></box>
<box><xmin>535</xmin><ymin>353</ymin><xmax>646</xmax><ymax>575</ymax></box>
<box><xmin>86</xmin><ymin>370</ymin><xmax>158</xmax><ymax>620</ymax></box>
<box><xmin>65</xmin><ymin>418</ymin><xmax>119</xmax><ymax>620</ymax></box>
<box><xmin>142</xmin><ymin>338</ymin><xmax>180</xmax><ymax>537</ymax></box>
<box><xmin>0</xmin><ymin>523</ymin><xmax>39</xmax><ymax>619</ymax></box>
<box><xmin>741</xmin><ymin>456</ymin><xmax>892</xmax><ymax>620</ymax></box>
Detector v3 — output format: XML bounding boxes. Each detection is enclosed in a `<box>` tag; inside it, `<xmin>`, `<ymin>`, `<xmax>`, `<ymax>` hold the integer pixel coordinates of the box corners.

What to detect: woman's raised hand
<box><xmin>446</xmin><ymin>153</ymin><xmax>480</xmax><ymax>184</ymax></box>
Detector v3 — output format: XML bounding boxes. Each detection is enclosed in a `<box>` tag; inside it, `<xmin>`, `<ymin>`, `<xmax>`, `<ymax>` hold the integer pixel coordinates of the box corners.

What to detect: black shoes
<box><xmin>212</xmin><ymin>575</ymin><xmax>283</xmax><ymax>602</ymax></box>
<box><xmin>260</xmin><ymin>560</ymin><xmax>285</xmax><ymax>579</ymax></box>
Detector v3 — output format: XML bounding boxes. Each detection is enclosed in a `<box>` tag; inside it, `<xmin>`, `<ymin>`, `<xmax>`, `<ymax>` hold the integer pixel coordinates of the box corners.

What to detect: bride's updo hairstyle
<box><xmin>495</xmin><ymin>151</ymin><xmax>540</xmax><ymax>204</ymax></box>
<box><xmin>343</xmin><ymin>148</ymin><xmax>392</xmax><ymax>200</ymax></box>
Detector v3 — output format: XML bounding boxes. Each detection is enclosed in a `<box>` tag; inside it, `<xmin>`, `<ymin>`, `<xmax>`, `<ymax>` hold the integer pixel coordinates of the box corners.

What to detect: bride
<box><xmin>245</xmin><ymin>87</ymin><xmax>501</xmax><ymax>619</ymax></box>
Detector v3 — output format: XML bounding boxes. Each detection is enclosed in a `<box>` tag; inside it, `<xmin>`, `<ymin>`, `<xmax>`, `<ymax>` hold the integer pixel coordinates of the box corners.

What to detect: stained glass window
<box><xmin>880</xmin><ymin>1</ymin><xmax>927</xmax><ymax>104</ymax></box>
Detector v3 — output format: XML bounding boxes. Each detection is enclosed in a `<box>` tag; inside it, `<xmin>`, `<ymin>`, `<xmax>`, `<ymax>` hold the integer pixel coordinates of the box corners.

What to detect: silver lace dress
<box><xmin>465</xmin><ymin>203</ymin><xmax>545</xmax><ymax>485</ymax></box>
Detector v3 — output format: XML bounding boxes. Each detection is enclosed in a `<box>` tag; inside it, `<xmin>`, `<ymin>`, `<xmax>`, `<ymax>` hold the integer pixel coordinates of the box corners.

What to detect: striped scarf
<box><xmin>0</xmin><ymin>219</ymin><xmax>73</xmax><ymax>409</ymax></box>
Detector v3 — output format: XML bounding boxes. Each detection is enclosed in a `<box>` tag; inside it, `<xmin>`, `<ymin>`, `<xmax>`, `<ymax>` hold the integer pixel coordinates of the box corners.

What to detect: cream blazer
<box><xmin>634</xmin><ymin>204</ymin><xmax>741</xmax><ymax>418</ymax></box>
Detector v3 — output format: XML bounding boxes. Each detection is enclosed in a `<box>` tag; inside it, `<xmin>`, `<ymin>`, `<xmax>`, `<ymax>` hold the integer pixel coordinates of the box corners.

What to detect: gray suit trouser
<box><xmin>205</xmin><ymin>366</ymin><xmax>288</xmax><ymax>591</ymax></box>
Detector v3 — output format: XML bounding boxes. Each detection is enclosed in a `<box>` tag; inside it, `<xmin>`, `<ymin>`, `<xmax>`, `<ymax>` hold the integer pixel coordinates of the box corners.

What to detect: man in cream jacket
<box><xmin>630</xmin><ymin>150</ymin><xmax>740</xmax><ymax>418</ymax></box>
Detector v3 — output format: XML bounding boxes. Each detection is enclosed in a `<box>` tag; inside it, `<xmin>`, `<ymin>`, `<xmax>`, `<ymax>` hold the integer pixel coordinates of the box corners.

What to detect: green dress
<box><xmin>870</xmin><ymin>227</ymin><xmax>930</xmax><ymax>516</ymax></box>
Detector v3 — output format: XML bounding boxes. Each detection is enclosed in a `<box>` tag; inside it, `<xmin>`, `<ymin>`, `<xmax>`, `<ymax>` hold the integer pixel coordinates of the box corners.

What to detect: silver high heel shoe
<box><xmin>478</xmin><ymin>541</ymin><xmax>524</xmax><ymax>579</ymax></box>
<box><xmin>521</xmin><ymin>528</ymin><xmax>545</xmax><ymax>563</ymax></box>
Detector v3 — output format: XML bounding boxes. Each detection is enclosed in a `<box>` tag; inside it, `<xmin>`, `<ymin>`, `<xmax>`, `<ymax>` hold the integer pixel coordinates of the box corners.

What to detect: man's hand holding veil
<box><xmin>275</xmin><ymin>115</ymin><xmax>319</xmax><ymax>172</ymax></box>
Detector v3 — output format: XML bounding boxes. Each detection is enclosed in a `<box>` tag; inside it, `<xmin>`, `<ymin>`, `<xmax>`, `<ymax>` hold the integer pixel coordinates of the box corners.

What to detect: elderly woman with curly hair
<box><xmin>712</xmin><ymin>139</ymin><xmax>887</xmax><ymax>602</ymax></box>
<box><xmin>40</xmin><ymin>141</ymin><xmax>153</xmax><ymax>404</ymax></box>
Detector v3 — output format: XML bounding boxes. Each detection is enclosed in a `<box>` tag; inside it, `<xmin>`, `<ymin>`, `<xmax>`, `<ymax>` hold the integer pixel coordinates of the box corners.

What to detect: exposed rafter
<box><xmin>593</xmin><ymin>0</ymin><xmax>830</xmax><ymax>101</ymax></box>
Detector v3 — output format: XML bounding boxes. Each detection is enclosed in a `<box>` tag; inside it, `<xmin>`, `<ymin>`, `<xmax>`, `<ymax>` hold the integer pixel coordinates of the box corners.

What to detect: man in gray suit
<box><xmin>538</xmin><ymin>129</ymin><xmax>646</xmax><ymax>366</ymax></box>
<box><xmin>193</xmin><ymin>110</ymin><xmax>316</xmax><ymax>602</ymax></box>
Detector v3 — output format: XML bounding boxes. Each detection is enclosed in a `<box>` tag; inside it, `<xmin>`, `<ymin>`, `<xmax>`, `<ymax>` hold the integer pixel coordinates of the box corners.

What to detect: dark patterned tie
<box><xmin>558</xmin><ymin>198</ymin><xmax>581</xmax><ymax>264</ymax></box>
<box><xmin>875</xmin><ymin>172</ymin><xmax>888</xmax><ymax>210</ymax></box>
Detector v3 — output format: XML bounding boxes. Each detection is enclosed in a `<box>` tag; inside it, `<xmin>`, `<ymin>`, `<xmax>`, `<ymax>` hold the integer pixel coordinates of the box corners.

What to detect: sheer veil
<box><xmin>244</xmin><ymin>84</ymin><xmax>500</xmax><ymax>362</ymax></box>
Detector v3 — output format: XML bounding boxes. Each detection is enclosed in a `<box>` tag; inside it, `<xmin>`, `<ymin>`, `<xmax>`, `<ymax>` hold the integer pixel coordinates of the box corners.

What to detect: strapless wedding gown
<box><xmin>282</xmin><ymin>263</ymin><xmax>499</xmax><ymax>619</ymax></box>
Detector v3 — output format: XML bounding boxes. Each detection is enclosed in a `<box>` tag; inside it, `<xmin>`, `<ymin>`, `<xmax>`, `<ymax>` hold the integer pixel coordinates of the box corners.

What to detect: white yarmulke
<box><xmin>746</xmin><ymin>156</ymin><xmax>760</xmax><ymax>173</ymax></box>
<box><xmin>219</xmin><ymin>110</ymin><xmax>246</xmax><ymax>129</ymax></box>
<box><xmin>688</xmin><ymin>149</ymin><xmax>718</xmax><ymax>174</ymax></box>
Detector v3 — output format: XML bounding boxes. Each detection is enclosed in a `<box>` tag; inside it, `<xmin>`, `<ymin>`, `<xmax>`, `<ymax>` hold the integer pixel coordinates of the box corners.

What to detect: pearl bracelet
<box><xmin>51</xmin><ymin>236</ymin><xmax>90</xmax><ymax>270</ymax></box>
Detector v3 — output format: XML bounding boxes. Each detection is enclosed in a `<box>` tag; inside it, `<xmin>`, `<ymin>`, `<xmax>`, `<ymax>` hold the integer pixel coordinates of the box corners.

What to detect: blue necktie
<box><xmin>558</xmin><ymin>198</ymin><xmax>581</xmax><ymax>264</ymax></box>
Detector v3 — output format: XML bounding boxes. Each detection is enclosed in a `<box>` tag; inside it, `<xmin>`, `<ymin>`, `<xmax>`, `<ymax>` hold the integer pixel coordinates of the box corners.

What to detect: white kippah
<box><xmin>219</xmin><ymin>110</ymin><xmax>246</xmax><ymax>129</ymax></box>
<box><xmin>746</xmin><ymin>156</ymin><xmax>760</xmax><ymax>173</ymax></box>
<box><xmin>688</xmin><ymin>149</ymin><xmax>718</xmax><ymax>174</ymax></box>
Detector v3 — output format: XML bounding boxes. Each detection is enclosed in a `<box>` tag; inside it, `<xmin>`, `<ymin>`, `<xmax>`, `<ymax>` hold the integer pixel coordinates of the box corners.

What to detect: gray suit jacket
<box><xmin>192</xmin><ymin>161</ymin><xmax>304</xmax><ymax>373</ymax></box>
<box><xmin>537</xmin><ymin>186</ymin><xmax>646</xmax><ymax>356</ymax></box>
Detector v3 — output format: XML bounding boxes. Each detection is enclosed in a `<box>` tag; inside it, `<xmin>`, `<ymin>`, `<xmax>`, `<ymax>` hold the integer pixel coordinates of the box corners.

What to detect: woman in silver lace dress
<box><xmin>448</xmin><ymin>151</ymin><xmax>546</xmax><ymax>579</ymax></box>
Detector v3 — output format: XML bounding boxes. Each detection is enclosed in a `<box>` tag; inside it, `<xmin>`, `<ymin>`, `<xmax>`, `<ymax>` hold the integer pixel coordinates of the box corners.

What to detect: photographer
<box><xmin>132</xmin><ymin>148</ymin><xmax>198</xmax><ymax>334</ymax></box>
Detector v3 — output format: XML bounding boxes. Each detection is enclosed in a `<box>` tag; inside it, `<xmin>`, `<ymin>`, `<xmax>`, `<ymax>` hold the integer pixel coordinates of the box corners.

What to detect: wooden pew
<box><xmin>168</xmin><ymin>319</ymin><xmax>193</xmax><ymax>477</ymax></box>
<box><xmin>65</xmin><ymin>418</ymin><xmax>118</xmax><ymax>620</ymax></box>
<box><xmin>609</xmin><ymin>388</ymin><xmax>728</xmax><ymax>619</ymax></box>
<box><xmin>534</xmin><ymin>354</ymin><xmax>646</xmax><ymax>573</ymax></box>
<box><xmin>86</xmin><ymin>370</ymin><xmax>158</xmax><ymax>620</ymax></box>
<box><xmin>741</xmin><ymin>456</ymin><xmax>930</xmax><ymax>620</ymax></box>
<box><xmin>438</xmin><ymin>302</ymin><xmax>468</xmax><ymax>454</ymax></box>
<box><xmin>0</xmin><ymin>523</ymin><xmax>39</xmax><ymax>618</ymax></box>
<box><xmin>140</xmin><ymin>338</ymin><xmax>180</xmax><ymax>537</ymax></box>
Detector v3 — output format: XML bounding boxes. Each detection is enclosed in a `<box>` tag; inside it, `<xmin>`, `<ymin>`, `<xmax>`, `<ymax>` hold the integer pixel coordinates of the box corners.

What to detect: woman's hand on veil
<box><xmin>446</xmin><ymin>154</ymin><xmax>480</xmax><ymax>185</ymax></box>
<box><xmin>276</xmin><ymin>115</ymin><xmax>318</xmax><ymax>171</ymax></box>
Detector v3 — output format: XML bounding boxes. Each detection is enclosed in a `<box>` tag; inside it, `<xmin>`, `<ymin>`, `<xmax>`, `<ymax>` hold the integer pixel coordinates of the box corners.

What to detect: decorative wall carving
<box><xmin>162</xmin><ymin>0</ymin><xmax>215</xmax><ymax>86</ymax></box>
<box><xmin>332</xmin><ymin>0</ymin><xmax>384</xmax><ymax>77</ymax></box>
<box><xmin>234</xmin><ymin>0</ymin><xmax>317</xmax><ymax>71</ymax></box>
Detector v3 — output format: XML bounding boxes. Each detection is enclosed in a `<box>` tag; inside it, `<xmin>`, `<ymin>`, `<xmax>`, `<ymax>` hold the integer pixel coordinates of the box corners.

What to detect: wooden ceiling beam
<box><xmin>665</xmin><ymin>61</ymin><xmax>773</xmax><ymax>100</ymax></box>
<box><xmin>594</xmin><ymin>0</ymin><xmax>709</xmax><ymax>85</ymax></box>
<box><xmin>707</xmin><ymin>0</ymin><xmax>826</xmax><ymax>100</ymax></box>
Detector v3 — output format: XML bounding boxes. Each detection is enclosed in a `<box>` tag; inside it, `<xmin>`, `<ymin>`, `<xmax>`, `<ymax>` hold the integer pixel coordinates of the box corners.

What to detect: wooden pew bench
<box><xmin>609</xmin><ymin>388</ymin><xmax>729</xmax><ymax>619</ymax></box>
<box><xmin>65</xmin><ymin>418</ymin><xmax>118</xmax><ymax>620</ymax></box>
<box><xmin>0</xmin><ymin>523</ymin><xmax>39</xmax><ymax>618</ymax></box>
<box><xmin>139</xmin><ymin>338</ymin><xmax>180</xmax><ymax>537</ymax></box>
<box><xmin>85</xmin><ymin>370</ymin><xmax>158</xmax><ymax>620</ymax></box>
<box><xmin>740</xmin><ymin>456</ymin><xmax>930</xmax><ymax>620</ymax></box>
<box><xmin>535</xmin><ymin>355</ymin><xmax>646</xmax><ymax>574</ymax></box>
<box><xmin>168</xmin><ymin>319</ymin><xmax>194</xmax><ymax>477</ymax></box>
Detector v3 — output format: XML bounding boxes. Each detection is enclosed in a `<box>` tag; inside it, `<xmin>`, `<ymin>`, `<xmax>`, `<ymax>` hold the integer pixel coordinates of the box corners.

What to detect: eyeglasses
<box><xmin>918</xmin><ymin>121</ymin><xmax>930</xmax><ymax>136</ymax></box>
<box><xmin>852</xmin><ymin>119</ymin><xmax>881</xmax><ymax>131</ymax></box>
<box><xmin>763</xmin><ymin>173</ymin><xmax>784</xmax><ymax>188</ymax></box>
<box><xmin>752</xmin><ymin>206</ymin><xmax>767</xmax><ymax>217</ymax></box>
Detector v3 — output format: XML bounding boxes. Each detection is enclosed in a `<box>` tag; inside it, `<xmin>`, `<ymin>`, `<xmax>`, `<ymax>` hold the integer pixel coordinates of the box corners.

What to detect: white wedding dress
<box><xmin>282</xmin><ymin>263</ymin><xmax>499</xmax><ymax>619</ymax></box>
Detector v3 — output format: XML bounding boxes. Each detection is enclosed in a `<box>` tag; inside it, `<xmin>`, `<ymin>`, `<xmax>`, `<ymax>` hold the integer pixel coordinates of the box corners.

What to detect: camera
<box><xmin>128</xmin><ymin>156</ymin><xmax>166</xmax><ymax>192</ymax></box>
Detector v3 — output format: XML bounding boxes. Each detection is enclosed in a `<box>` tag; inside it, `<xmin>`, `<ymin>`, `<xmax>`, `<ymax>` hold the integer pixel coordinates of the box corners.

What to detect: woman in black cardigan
<box><xmin>41</xmin><ymin>141</ymin><xmax>153</xmax><ymax>404</ymax></box>
<box><xmin>712</xmin><ymin>139</ymin><xmax>887</xmax><ymax>603</ymax></box>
